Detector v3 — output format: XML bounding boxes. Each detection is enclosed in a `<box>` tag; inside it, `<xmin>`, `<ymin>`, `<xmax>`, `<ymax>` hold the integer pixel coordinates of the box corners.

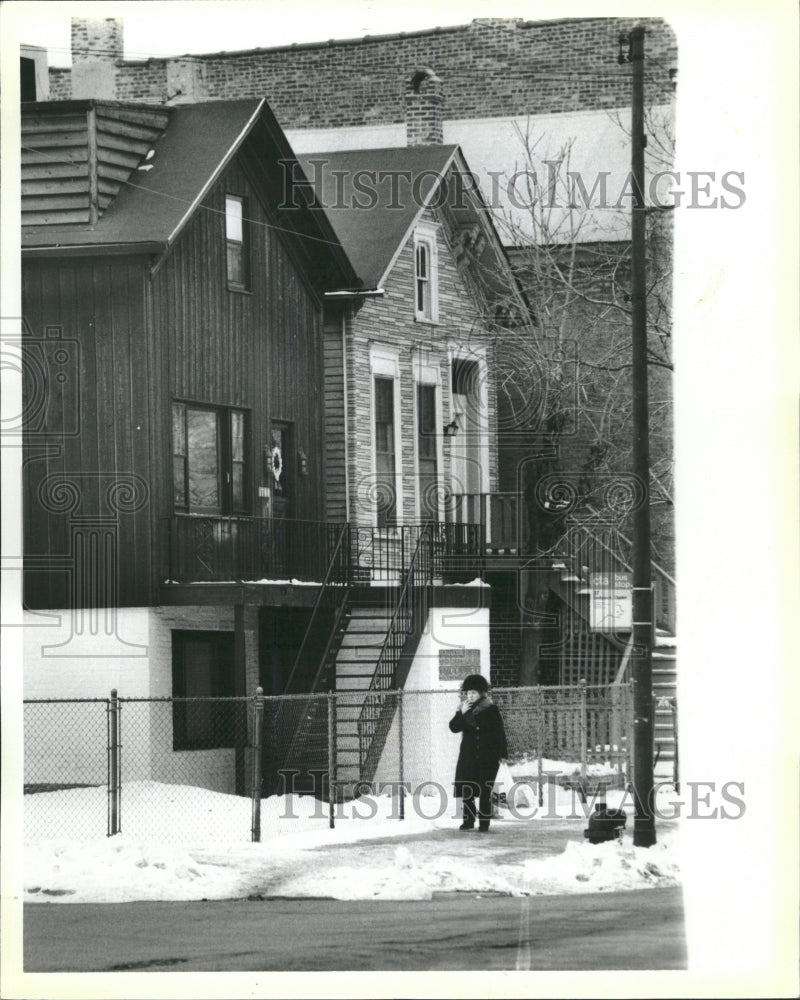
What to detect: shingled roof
<box><xmin>297</xmin><ymin>145</ymin><xmax>459</xmax><ymax>290</ymax></box>
<box><xmin>21</xmin><ymin>98</ymin><xmax>359</xmax><ymax>291</ymax></box>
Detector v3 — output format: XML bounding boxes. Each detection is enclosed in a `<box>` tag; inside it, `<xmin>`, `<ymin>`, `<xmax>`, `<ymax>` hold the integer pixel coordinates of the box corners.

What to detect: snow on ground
<box><xmin>24</xmin><ymin>779</ymin><xmax>681</xmax><ymax>904</ymax></box>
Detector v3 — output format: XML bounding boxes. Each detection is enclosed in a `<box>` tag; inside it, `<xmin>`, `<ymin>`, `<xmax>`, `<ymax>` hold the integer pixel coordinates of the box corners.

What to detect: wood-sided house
<box><xmin>20</xmin><ymin>98</ymin><xmax>360</xmax><ymax>793</ymax></box>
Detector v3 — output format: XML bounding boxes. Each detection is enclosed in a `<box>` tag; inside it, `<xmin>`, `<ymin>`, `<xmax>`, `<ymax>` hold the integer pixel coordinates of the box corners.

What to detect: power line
<box><xmin>19</xmin><ymin>143</ymin><xmax>346</xmax><ymax>251</ymax></box>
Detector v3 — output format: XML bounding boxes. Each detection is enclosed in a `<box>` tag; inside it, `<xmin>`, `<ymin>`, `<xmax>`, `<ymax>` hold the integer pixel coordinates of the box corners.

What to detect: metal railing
<box><xmin>570</xmin><ymin>510</ymin><xmax>676</xmax><ymax>634</ymax></box>
<box><xmin>445</xmin><ymin>492</ymin><xmax>522</xmax><ymax>551</ymax></box>
<box><xmin>166</xmin><ymin>514</ymin><xmax>348</xmax><ymax>585</ymax></box>
<box><xmin>356</xmin><ymin>524</ymin><xmax>435</xmax><ymax>780</ymax></box>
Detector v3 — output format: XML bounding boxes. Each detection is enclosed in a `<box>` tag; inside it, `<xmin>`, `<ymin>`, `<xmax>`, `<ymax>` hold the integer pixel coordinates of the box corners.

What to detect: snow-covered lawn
<box><xmin>24</xmin><ymin>778</ymin><xmax>681</xmax><ymax>904</ymax></box>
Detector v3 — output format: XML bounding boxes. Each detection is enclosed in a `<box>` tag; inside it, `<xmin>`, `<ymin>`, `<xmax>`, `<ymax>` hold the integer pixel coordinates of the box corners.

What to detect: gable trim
<box><xmin>375</xmin><ymin>146</ymin><xmax>459</xmax><ymax>289</ymax></box>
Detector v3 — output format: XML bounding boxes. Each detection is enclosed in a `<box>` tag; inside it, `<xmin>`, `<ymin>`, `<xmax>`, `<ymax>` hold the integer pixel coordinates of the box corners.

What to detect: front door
<box><xmin>269</xmin><ymin>421</ymin><xmax>292</xmax><ymax>520</ymax></box>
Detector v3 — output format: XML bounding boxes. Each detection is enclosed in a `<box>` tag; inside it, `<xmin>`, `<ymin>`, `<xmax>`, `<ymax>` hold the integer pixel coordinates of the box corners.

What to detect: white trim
<box><xmin>413</xmin><ymin>223</ymin><xmax>440</xmax><ymax>324</ymax></box>
<box><xmin>375</xmin><ymin>148</ymin><xmax>458</xmax><ymax>287</ymax></box>
<box><xmin>369</xmin><ymin>345</ymin><xmax>403</xmax><ymax>528</ymax></box>
<box><xmin>448</xmin><ymin>345</ymin><xmax>491</xmax><ymax>529</ymax></box>
<box><xmin>412</xmin><ymin>351</ymin><xmax>443</xmax><ymax>522</ymax></box>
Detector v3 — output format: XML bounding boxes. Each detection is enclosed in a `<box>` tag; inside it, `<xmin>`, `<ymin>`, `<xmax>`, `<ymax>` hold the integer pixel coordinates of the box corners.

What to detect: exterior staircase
<box><xmin>545</xmin><ymin>551</ymin><xmax>679</xmax><ymax>786</ymax></box>
<box><xmin>652</xmin><ymin>630</ymin><xmax>678</xmax><ymax>783</ymax></box>
<box><xmin>333</xmin><ymin>597</ymin><xmax>394</xmax><ymax>785</ymax></box>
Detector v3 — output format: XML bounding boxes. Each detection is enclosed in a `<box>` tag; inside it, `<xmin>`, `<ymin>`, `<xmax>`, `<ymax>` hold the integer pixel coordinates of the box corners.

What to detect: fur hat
<box><xmin>461</xmin><ymin>673</ymin><xmax>489</xmax><ymax>694</ymax></box>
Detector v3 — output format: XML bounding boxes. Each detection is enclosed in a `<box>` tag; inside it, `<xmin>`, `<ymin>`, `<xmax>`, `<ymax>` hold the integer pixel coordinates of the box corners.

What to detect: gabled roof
<box><xmin>298</xmin><ymin>144</ymin><xmax>527</xmax><ymax>319</ymax></box>
<box><xmin>297</xmin><ymin>145</ymin><xmax>458</xmax><ymax>290</ymax></box>
<box><xmin>21</xmin><ymin>99</ymin><xmax>359</xmax><ymax>291</ymax></box>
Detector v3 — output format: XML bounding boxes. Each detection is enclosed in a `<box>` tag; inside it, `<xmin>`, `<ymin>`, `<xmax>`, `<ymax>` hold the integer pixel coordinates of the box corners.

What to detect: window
<box><xmin>225</xmin><ymin>195</ymin><xmax>249</xmax><ymax>290</ymax></box>
<box><xmin>173</xmin><ymin>402</ymin><xmax>248</xmax><ymax>514</ymax></box>
<box><xmin>417</xmin><ymin>383</ymin><xmax>439</xmax><ymax>521</ymax></box>
<box><xmin>374</xmin><ymin>376</ymin><xmax>397</xmax><ymax>527</ymax></box>
<box><xmin>413</xmin><ymin>226</ymin><xmax>438</xmax><ymax>322</ymax></box>
<box><xmin>172</xmin><ymin>631</ymin><xmax>236</xmax><ymax>750</ymax></box>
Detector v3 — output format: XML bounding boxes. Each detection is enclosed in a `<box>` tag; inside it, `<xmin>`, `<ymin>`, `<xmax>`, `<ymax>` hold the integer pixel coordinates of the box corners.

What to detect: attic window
<box><xmin>414</xmin><ymin>225</ymin><xmax>439</xmax><ymax>323</ymax></box>
<box><xmin>225</xmin><ymin>195</ymin><xmax>249</xmax><ymax>290</ymax></box>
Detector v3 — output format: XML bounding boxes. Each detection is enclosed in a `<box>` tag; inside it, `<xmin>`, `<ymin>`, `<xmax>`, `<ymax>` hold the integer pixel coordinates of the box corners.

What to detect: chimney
<box><xmin>71</xmin><ymin>18</ymin><xmax>123</xmax><ymax>100</ymax></box>
<box><xmin>405</xmin><ymin>67</ymin><xmax>444</xmax><ymax>146</ymax></box>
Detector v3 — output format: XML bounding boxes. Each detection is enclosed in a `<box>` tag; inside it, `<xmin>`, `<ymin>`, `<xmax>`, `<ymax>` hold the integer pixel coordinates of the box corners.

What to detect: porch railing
<box><xmin>165</xmin><ymin>504</ymin><xmax>523</xmax><ymax>590</ymax></box>
<box><xmin>166</xmin><ymin>515</ymin><xmax>349</xmax><ymax>585</ymax></box>
<box><xmin>445</xmin><ymin>492</ymin><xmax>522</xmax><ymax>551</ymax></box>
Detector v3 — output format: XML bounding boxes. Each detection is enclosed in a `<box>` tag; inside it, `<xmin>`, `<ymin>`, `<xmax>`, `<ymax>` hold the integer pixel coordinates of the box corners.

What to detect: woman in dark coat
<box><xmin>449</xmin><ymin>673</ymin><xmax>508</xmax><ymax>832</ymax></box>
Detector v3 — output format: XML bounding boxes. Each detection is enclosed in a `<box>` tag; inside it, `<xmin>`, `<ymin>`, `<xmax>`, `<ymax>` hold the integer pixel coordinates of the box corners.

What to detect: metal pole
<box><xmin>251</xmin><ymin>687</ymin><xmax>264</xmax><ymax>843</ymax></box>
<box><xmin>626</xmin><ymin>24</ymin><xmax>656</xmax><ymax>847</ymax></box>
<box><xmin>398</xmin><ymin>689</ymin><xmax>405</xmax><ymax>820</ymax></box>
<box><xmin>327</xmin><ymin>690</ymin><xmax>336</xmax><ymax>829</ymax></box>
<box><xmin>537</xmin><ymin>687</ymin><xmax>544</xmax><ymax>808</ymax></box>
<box><xmin>107</xmin><ymin>688</ymin><xmax>120</xmax><ymax>837</ymax></box>
<box><xmin>579</xmin><ymin>679</ymin><xmax>587</xmax><ymax>786</ymax></box>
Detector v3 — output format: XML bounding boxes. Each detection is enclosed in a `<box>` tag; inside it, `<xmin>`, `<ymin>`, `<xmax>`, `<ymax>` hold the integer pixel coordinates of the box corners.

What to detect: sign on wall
<box><xmin>589</xmin><ymin>572</ymin><xmax>632</xmax><ymax>631</ymax></box>
<box><xmin>438</xmin><ymin>648</ymin><xmax>481</xmax><ymax>681</ymax></box>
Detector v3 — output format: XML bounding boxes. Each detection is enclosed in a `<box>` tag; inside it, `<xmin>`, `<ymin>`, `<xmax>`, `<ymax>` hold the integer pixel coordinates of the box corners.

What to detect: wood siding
<box><xmin>148</xmin><ymin>157</ymin><xmax>327</xmax><ymax>542</ymax></box>
<box><xmin>22</xmin><ymin>257</ymin><xmax>154</xmax><ymax>608</ymax></box>
<box><xmin>23</xmin><ymin>153</ymin><xmax>328</xmax><ymax>609</ymax></box>
<box><xmin>21</xmin><ymin>104</ymin><xmax>168</xmax><ymax>226</ymax></box>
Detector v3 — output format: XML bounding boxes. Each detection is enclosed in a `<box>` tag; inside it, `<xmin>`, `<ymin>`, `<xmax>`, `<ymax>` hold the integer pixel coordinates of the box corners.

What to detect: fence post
<box><xmin>579</xmin><ymin>679</ymin><xmax>587</xmax><ymax>786</ymax></box>
<box><xmin>536</xmin><ymin>686</ymin><xmax>544</xmax><ymax>808</ymax></box>
<box><xmin>398</xmin><ymin>689</ymin><xmax>405</xmax><ymax>821</ymax></box>
<box><xmin>107</xmin><ymin>688</ymin><xmax>121</xmax><ymax>837</ymax></box>
<box><xmin>251</xmin><ymin>687</ymin><xmax>264</xmax><ymax>843</ymax></box>
<box><xmin>327</xmin><ymin>690</ymin><xmax>336</xmax><ymax>829</ymax></box>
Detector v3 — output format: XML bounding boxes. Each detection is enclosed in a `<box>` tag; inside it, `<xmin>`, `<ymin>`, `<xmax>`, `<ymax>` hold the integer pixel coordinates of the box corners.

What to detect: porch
<box><xmin>164</xmin><ymin>493</ymin><xmax>522</xmax><ymax>588</ymax></box>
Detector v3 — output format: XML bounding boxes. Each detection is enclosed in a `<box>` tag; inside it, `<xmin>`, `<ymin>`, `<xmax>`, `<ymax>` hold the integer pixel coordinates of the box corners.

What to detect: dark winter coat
<box><xmin>449</xmin><ymin>696</ymin><xmax>508</xmax><ymax>795</ymax></box>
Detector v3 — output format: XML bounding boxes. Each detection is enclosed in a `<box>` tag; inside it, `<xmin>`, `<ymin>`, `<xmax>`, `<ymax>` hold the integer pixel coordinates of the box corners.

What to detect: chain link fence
<box><xmin>24</xmin><ymin>684</ymin><xmax>634</xmax><ymax>843</ymax></box>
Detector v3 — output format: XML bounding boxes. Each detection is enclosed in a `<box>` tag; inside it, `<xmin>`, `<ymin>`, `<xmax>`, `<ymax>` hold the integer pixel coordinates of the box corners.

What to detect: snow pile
<box><xmin>523</xmin><ymin>834</ymin><xmax>681</xmax><ymax>895</ymax></box>
<box><xmin>276</xmin><ymin>844</ymin><xmax>526</xmax><ymax>901</ymax></box>
<box><xmin>25</xmin><ymin>837</ymin><xmax>255</xmax><ymax>903</ymax></box>
<box><xmin>23</xmin><ymin>781</ymin><xmax>681</xmax><ymax>904</ymax></box>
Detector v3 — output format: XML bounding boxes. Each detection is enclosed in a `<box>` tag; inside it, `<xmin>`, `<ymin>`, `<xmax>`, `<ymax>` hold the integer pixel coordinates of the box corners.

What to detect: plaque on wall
<box><xmin>438</xmin><ymin>648</ymin><xmax>481</xmax><ymax>681</ymax></box>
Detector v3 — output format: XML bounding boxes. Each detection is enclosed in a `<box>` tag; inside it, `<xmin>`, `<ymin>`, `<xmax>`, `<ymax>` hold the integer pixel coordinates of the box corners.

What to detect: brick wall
<box><xmin>49</xmin><ymin>17</ymin><xmax>677</xmax><ymax>125</ymax></box>
<box><xmin>486</xmin><ymin>574</ymin><xmax>522</xmax><ymax>687</ymax></box>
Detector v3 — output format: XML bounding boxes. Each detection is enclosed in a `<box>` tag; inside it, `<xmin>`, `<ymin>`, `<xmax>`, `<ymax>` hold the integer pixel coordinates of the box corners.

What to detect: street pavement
<box><xmin>22</xmin><ymin>812</ymin><xmax>685</xmax><ymax>972</ymax></box>
<box><xmin>24</xmin><ymin>888</ymin><xmax>686</xmax><ymax>971</ymax></box>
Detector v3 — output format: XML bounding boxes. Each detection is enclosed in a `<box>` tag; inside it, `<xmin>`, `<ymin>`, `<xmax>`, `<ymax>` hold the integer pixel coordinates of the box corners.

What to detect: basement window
<box><xmin>225</xmin><ymin>194</ymin><xmax>249</xmax><ymax>290</ymax></box>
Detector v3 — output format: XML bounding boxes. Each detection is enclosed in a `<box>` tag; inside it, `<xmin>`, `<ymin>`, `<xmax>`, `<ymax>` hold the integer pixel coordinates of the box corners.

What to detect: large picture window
<box><xmin>172</xmin><ymin>631</ymin><xmax>236</xmax><ymax>750</ymax></box>
<box><xmin>173</xmin><ymin>402</ymin><xmax>248</xmax><ymax>514</ymax></box>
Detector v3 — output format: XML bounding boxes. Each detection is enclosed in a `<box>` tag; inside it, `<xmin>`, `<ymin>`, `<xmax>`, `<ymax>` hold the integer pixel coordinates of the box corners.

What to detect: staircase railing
<box><xmin>283</xmin><ymin>522</ymin><xmax>350</xmax><ymax>696</ymax></box>
<box><xmin>272</xmin><ymin>524</ymin><xmax>350</xmax><ymax>795</ymax></box>
<box><xmin>567</xmin><ymin>514</ymin><xmax>676</xmax><ymax>634</ymax></box>
<box><xmin>356</xmin><ymin>522</ymin><xmax>434</xmax><ymax>780</ymax></box>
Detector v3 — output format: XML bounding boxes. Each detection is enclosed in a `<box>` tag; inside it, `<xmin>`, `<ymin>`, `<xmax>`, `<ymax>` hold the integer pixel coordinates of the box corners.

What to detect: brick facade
<box><xmin>49</xmin><ymin>17</ymin><xmax>677</xmax><ymax>127</ymax></box>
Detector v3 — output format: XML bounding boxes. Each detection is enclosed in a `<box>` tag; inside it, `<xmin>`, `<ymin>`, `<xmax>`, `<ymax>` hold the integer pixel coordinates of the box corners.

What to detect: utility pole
<box><xmin>620</xmin><ymin>24</ymin><xmax>656</xmax><ymax>847</ymax></box>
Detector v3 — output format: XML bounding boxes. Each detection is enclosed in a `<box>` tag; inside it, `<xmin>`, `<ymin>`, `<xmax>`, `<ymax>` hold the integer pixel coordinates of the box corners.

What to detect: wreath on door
<box><xmin>270</xmin><ymin>444</ymin><xmax>283</xmax><ymax>484</ymax></box>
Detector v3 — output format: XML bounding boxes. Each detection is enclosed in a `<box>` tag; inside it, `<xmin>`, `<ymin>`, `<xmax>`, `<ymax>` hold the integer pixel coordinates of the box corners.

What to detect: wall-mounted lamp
<box><xmin>443</xmin><ymin>418</ymin><xmax>460</xmax><ymax>438</ymax></box>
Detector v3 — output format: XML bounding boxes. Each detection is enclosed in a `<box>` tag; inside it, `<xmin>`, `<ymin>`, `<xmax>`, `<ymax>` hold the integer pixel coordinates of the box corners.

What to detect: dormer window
<box><xmin>225</xmin><ymin>194</ymin><xmax>249</xmax><ymax>290</ymax></box>
<box><xmin>413</xmin><ymin>224</ymin><xmax>438</xmax><ymax>322</ymax></box>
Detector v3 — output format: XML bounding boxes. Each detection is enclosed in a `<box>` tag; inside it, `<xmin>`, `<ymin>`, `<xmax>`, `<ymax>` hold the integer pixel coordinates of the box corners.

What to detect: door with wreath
<box><xmin>267</xmin><ymin>422</ymin><xmax>292</xmax><ymax>575</ymax></box>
